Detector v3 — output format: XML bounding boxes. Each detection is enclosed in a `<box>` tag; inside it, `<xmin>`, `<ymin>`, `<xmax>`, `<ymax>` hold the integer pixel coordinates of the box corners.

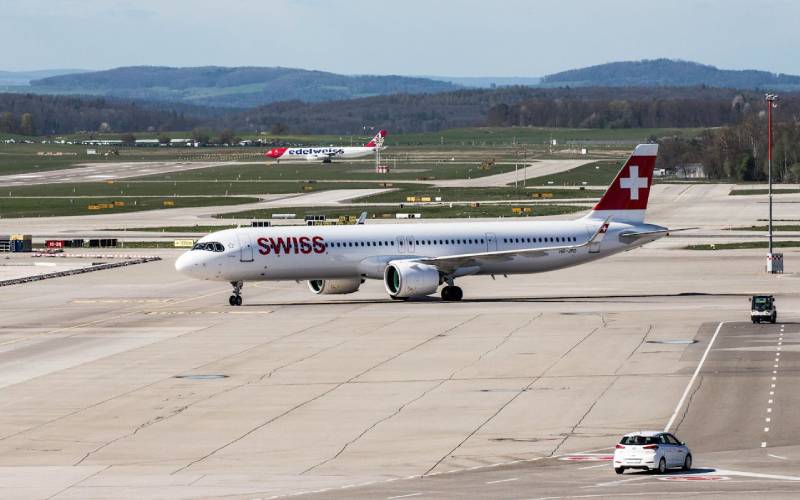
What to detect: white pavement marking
<box><xmin>386</xmin><ymin>493</ymin><xmax>423</xmax><ymax>499</ymax></box>
<box><xmin>665</xmin><ymin>321</ymin><xmax>724</xmax><ymax>432</ymax></box>
<box><xmin>716</xmin><ymin>468</ymin><xmax>800</xmax><ymax>481</ymax></box>
<box><xmin>768</xmin><ymin>454</ymin><xmax>788</xmax><ymax>460</ymax></box>
<box><xmin>487</xmin><ymin>478</ymin><xmax>519</xmax><ymax>484</ymax></box>
<box><xmin>586</xmin><ymin>476</ymin><xmax>651</xmax><ymax>488</ymax></box>
<box><xmin>578</xmin><ymin>464</ymin><xmax>609</xmax><ymax>470</ymax></box>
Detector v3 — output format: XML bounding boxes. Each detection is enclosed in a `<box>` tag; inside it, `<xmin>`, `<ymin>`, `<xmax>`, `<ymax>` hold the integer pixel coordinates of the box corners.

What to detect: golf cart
<box><xmin>751</xmin><ymin>295</ymin><xmax>777</xmax><ymax>324</ymax></box>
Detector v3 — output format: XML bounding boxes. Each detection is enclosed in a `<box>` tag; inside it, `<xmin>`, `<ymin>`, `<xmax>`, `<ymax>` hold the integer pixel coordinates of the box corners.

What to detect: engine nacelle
<box><xmin>384</xmin><ymin>261</ymin><xmax>441</xmax><ymax>298</ymax></box>
<box><xmin>308</xmin><ymin>278</ymin><xmax>362</xmax><ymax>295</ymax></box>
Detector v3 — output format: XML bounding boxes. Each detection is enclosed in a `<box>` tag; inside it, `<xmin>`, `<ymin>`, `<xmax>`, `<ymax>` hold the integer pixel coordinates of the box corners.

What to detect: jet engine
<box><xmin>307</xmin><ymin>278</ymin><xmax>362</xmax><ymax>295</ymax></box>
<box><xmin>384</xmin><ymin>261</ymin><xmax>441</xmax><ymax>299</ymax></box>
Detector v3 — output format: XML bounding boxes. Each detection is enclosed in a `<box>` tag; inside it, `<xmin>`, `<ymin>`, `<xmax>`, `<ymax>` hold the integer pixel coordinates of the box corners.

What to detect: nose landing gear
<box><xmin>229</xmin><ymin>281</ymin><xmax>243</xmax><ymax>306</ymax></box>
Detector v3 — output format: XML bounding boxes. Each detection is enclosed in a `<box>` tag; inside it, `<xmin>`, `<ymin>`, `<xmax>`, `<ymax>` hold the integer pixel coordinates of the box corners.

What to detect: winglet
<box><xmin>357</xmin><ymin>212</ymin><xmax>368</xmax><ymax>225</ymax></box>
<box><xmin>588</xmin><ymin>217</ymin><xmax>612</xmax><ymax>245</ymax></box>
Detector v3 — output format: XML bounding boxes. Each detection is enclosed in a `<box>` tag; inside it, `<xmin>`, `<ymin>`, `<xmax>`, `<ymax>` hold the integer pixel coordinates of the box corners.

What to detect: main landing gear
<box><xmin>229</xmin><ymin>281</ymin><xmax>243</xmax><ymax>306</ymax></box>
<box><xmin>441</xmin><ymin>285</ymin><xmax>463</xmax><ymax>301</ymax></box>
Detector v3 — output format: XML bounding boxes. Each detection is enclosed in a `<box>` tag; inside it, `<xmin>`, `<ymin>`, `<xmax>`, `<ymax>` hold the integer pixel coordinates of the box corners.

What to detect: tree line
<box><xmin>658</xmin><ymin>116</ymin><xmax>800</xmax><ymax>182</ymax></box>
<box><xmin>0</xmin><ymin>93</ymin><xmax>201</xmax><ymax>135</ymax></box>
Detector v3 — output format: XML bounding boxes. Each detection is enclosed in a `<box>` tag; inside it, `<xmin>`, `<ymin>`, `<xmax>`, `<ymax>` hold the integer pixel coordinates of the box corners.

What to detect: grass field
<box><xmin>0</xmin><ymin>196</ymin><xmax>258</xmax><ymax>218</ymax></box>
<box><xmin>353</xmin><ymin>186</ymin><xmax>603</xmax><ymax>204</ymax></box>
<box><xmin>525</xmin><ymin>160</ymin><xmax>621</xmax><ymax>186</ymax></box>
<box><xmin>686</xmin><ymin>241</ymin><xmax>800</xmax><ymax>250</ymax></box>
<box><xmin>111</xmin><ymin>224</ymin><xmax>239</xmax><ymax>233</ymax></box>
<box><xmin>215</xmin><ymin>203</ymin><xmax>587</xmax><ymax>220</ymax></box>
<box><xmin>386</xmin><ymin>127</ymin><xmax>706</xmax><ymax>147</ymax></box>
<box><xmin>728</xmin><ymin>225</ymin><xmax>800</xmax><ymax>231</ymax></box>
<box><xmin>729</xmin><ymin>189</ymin><xmax>800</xmax><ymax>196</ymax></box>
<box><xmin>3</xmin><ymin>180</ymin><xmax>396</xmax><ymax>197</ymax></box>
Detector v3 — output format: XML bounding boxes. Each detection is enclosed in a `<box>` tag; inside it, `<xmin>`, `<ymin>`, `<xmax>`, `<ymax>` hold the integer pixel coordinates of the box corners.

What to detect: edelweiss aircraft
<box><xmin>264</xmin><ymin>130</ymin><xmax>387</xmax><ymax>163</ymax></box>
<box><xmin>176</xmin><ymin>144</ymin><xmax>669</xmax><ymax>305</ymax></box>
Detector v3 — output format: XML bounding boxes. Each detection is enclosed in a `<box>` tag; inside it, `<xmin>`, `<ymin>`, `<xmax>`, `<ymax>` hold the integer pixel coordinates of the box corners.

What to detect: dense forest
<box><xmin>0</xmin><ymin>93</ymin><xmax>201</xmax><ymax>135</ymax></box>
<box><xmin>658</xmin><ymin>118</ymin><xmax>800</xmax><ymax>182</ymax></box>
<box><xmin>4</xmin><ymin>86</ymin><xmax>799</xmax><ymax>137</ymax></box>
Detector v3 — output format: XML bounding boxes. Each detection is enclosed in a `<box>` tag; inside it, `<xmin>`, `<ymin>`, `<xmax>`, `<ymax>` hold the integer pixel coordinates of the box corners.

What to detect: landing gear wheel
<box><xmin>229</xmin><ymin>281</ymin><xmax>244</xmax><ymax>306</ymax></box>
<box><xmin>682</xmin><ymin>454</ymin><xmax>692</xmax><ymax>471</ymax></box>
<box><xmin>441</xmin><ymin>285</ymin><xmax>463</xmax><ymax>301</ymax></box>
<box><xmin>657</xmin><ymin>457</ymin><xmax>667</xmax><ymax>474</ymax></box>
<box><xmin>614</xmin><ymin>467</ymin><xmax>625</xmax><ymax>475</ymax></box>
<box><xmin>771</xmin><ymin>314</ymin><xmax>777</xmax><ymax>324</ymax></box>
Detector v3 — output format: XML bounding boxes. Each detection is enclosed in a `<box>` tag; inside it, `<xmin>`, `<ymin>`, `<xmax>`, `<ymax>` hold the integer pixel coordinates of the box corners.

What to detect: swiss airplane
<box><xmin>265</xmin><ymin>130</ymin><xmax>387</xmax><ymax>163</ymax></box>
<box><xmin>176</xmin><ymin>144</ymin><xmax>670</xmax><ymax>305</ymax></box>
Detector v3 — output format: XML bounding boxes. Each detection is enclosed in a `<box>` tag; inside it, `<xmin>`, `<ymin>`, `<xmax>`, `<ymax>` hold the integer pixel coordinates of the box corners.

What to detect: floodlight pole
<box><xmin>766</xmin><ymin>94</ymin><xmax>777</xmax><ymax>256</ymax></box>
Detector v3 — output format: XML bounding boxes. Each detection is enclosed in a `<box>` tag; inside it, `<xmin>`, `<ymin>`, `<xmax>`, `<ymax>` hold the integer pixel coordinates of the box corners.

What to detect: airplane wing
<box><xmin>409</xmin><ymin>218</ymin><xmax>611</xmax><ymax>275</ymax></box>
<box><xmin>619</xmin><ymin>227</ymin><xmax>695</xmax><ymax>243</ymax></box>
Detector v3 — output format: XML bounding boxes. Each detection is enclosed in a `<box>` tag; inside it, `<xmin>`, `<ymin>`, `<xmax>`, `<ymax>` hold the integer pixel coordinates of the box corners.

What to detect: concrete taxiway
<box><xmin>0</xmin><ymin>246</ymin><xmax>798</xmax><ymax>499</ymax></box>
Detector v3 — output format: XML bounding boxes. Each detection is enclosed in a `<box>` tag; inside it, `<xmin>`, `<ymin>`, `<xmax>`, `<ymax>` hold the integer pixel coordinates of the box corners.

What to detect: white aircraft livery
<box><xmin>176</xmin><ymin>144</ymin><xmax>669</xmax><ymax>305</ymax></box>
<box><xmin>264</xmin><ymin>130</ymin><xmax>387</xmax><ymax>162</ymax></box>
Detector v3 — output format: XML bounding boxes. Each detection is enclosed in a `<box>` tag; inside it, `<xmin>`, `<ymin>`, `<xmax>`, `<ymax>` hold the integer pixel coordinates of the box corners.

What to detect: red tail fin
<box><xmin>365</xmin><ymin>130</ymin><xmax>387</xmax><ymax>147</ymax></box>
<box><xmin>585</xmin><ymin>144</ymin><xmax>658</xmax><ymax>223</ymax></box>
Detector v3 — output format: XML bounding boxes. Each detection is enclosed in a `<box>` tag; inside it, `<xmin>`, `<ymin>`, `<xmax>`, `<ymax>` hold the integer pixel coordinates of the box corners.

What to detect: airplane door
<box><xmin>485</xmin><ymin>233</ymin><xmax>497</xmax><ymax>252</ymax></box>
<box><xmin>237</xmin><ymin>231</ymin><xmax>254</xmax><ymax>262</ymax></box>
<box><xmin>407</xmin><ymin>236</ymin><xmax>415</xmax><ymax>253</ymax></box>
<box><xmin>396</xmin><ymin>236</ymin><xmax>405</xmax><ymax>254</ymax></box>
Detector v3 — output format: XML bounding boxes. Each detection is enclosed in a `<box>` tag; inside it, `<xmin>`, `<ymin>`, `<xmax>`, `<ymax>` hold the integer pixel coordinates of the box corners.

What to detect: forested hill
<box><xmin>541</xmin><ymin>59</ymin><xmax>800</xmax><ymax>90</ymax></box>
<box><xmin>29</xmin><ymin>66</ymin><xmax>461</xmax><ymax>108</ymax></box>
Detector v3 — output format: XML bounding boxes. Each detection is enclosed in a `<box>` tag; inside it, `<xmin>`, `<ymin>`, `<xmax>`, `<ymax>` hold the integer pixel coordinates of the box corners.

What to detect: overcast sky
<box><xmin>2</xmin><ymin>0</ymin><xmax>798</xmax><ymax>76</ymax></box>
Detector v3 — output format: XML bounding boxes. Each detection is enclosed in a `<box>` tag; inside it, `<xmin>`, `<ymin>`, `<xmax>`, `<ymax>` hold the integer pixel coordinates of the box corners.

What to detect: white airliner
<box><xmin>264</xmin><ymin>130</ymin><xmax>387</xmax><ymax>163</ymax></box>
<box><xmin>176</xmin><ymin>144</ymin><xmax>670</xmax><ymax>305</ymax></box>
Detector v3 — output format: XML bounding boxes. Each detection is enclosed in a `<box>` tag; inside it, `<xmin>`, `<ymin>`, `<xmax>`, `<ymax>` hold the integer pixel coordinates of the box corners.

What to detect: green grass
<box><xmin>3</xmin><ymin>180</ymin><xmax>393</xmax><ymax>197</ymax></box>
<box><xmin>385</xmin><ymin>127</ymin><xmax>706</xmax><ymax>146</ymax></box>
<box><xmin>0</xmin><ymin>196</ymin><xmax>258</xmax><ymax>218</ymax></box>
<box><xmin>135</xmin><ymin>158</ymin><xmax>523</xmax><ymax>182</ymax></box>
<box><xmin>730</xmin><ymin>189</ymin><xmax>800</xmax><ymax>196</ymax></box>
<box><xmin>111</xmin><ymin>224</ymin><xmax>239</xmax><ymax>233</ymax></box>
<box><xmin>728</xmin><ymin>225</ymin><xmax>800</xmax><ymax>231</ymax></box>
<box><xmin>354</xmin><ymin>187</ymin><xmax>603</xmax><ymax>204</ymax></box>
<box><xmin>215</xmin><ymin>204</ymin><xmax>587</xmax><ymax>220</ymax></box>
<box><xmin>526</xmin><ymin>160</ymin><xmax>621</xmax><ymax>186</ymax></box>
<box><xmin>686</xmin><ymin>241</ymin><xmax>800</xmax><ymax>250</ymax></box>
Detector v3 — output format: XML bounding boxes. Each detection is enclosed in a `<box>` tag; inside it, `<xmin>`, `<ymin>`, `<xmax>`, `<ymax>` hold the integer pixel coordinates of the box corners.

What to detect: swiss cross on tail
<box><xmin>587</xmin><ymin>144</ymin><xmax>658</xmax><ymax>223</ymax></box>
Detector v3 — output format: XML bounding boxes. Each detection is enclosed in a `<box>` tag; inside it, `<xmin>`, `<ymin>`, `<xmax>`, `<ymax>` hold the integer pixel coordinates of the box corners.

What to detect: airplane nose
<box><xmin>175</xmin><ymin>252</ymin><xmax>193</xmax><ymax>274</ymax></box>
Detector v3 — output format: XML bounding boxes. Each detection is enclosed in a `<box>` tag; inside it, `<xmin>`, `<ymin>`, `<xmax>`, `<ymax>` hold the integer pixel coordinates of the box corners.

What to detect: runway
<box><xmin>0</xmin><ymin>247</ymin><xmax>798</xmax><ymax>499</ymax></box>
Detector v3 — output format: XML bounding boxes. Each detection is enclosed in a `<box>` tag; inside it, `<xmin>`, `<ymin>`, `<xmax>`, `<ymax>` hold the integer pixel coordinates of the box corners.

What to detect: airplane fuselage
<box><xmin>175</xmin><ymin>219</ymin><xmax>664</xmax><ymax>284</ymax></box>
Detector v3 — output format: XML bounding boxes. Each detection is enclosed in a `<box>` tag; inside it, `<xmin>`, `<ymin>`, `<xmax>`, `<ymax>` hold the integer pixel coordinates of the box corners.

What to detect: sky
<box><xmin>2</xmin><ymin>0</ymin><xmax>799</xmax><ymax>77</ymax></box>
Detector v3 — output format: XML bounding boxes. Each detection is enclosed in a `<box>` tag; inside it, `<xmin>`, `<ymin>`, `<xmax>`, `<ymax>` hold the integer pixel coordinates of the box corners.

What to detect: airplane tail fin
<box><xmin>365</xmin><ymin>130</ymin><xmax>387</xmax><ymax>147</ymax></box>
<box><xmin>582</xmin><ymin>143</ymin><xmax>658</xmax><ymax>224</ymax></box>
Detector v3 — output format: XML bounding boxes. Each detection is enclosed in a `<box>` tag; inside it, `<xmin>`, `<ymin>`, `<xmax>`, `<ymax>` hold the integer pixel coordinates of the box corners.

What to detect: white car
<box><xmin>613</xmin><ymin>431</ymin><xmax>692</xmax><ymax>474</ymax></box>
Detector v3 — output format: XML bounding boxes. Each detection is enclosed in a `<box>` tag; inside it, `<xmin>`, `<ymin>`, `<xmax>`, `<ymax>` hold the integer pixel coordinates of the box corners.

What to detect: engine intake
<box><xmin>308</xmin><ymin>278</ymin><xmax>362</xmax><ymax>295</ymax></box>
<box><xmin>384</xmin><ymin>261</ymin><xmax>440</xmax><ymax>298</ymax></box>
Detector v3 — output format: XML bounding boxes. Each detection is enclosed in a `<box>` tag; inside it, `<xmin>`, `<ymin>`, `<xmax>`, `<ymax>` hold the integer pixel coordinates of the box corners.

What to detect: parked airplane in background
<box><xmin>265</xmin><ymin>130</ymin><xmax>387</xmax><ymax>163</ymax></box>
<box><xmin>177</xmin><ymin>144</ymin><xmax>671</xmax><ymax>305</ymax></box>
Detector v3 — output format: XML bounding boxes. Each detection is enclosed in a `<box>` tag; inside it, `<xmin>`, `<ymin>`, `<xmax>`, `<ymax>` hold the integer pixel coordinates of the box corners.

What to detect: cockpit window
<box><xmin>192</xmin><ymin>242</ymin><xmax>225</xmax><ymax>252</ymax></box>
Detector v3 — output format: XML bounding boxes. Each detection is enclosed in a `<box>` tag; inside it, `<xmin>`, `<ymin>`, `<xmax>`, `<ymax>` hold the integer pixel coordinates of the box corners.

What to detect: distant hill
<box><xmin>426</xmin><ymin>76</ymin><xmax>542</xmax><ymax>88</ymax></box>
<box><xmin>0</xmin><ymin>69</ymin><xmax>88</xmax><ymax>87</ymax></box>
<box><xmin>540</xmin><ymin>59</ymin><xmax>800</xmax><ymax>90</ymax></box>
<box><xmin>28</xmin><ymin>66</ymin><xmax>461</xmax><ymax>108</ymax></box>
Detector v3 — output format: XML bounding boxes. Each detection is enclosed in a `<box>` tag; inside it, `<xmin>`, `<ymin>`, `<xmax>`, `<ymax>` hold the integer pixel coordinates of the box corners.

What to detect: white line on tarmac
<box><xmin>487</xmin><ymin>477</ymin><xmax>519</xmax><ymax>484</ymax></box>
<box><xmin>664</xmin><ymin>321</ymin><xmax>724</xmax><ymax>432</ymax></box>
<box><xmin>768</xmin><ymin>454</ymin><xmax>788</xmax><ymax>460</ymax></box>
<box><xmin>585</xmin><ymin>476</ymin><xmax>651</xmax><ymax>488</ymax></box>
<box><xmin>386</xmin><ymin>493</ymin><xmax>422</xmax><ymax>499</ymax></box>
<box><xmin>578</xmin><ymin>464</ymin><xmax>609</xmax><ymax>470</ymax></box>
